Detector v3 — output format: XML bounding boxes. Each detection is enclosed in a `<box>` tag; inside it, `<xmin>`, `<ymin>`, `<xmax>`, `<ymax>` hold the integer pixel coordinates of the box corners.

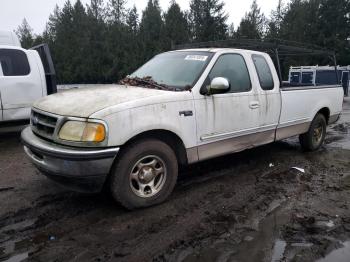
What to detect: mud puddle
<box><xmin>316</xmin><ymin>241</ymin><xmax>350</xmax><ymax>262</ymax></box>
<box><xmin>327</xmin><ymin>123</ymin><xmax>350</xmax><ymax>149</ymax></box>
<box><xmin>0</xmin><ymin>238</ymin><xmax>30</xmax><ymax>262</ymax></box>
<box><xmin>1</xmin><ymin>98</ymin><xmax>350</xmax><ymax>262</ymax></box>
<box><xmin>1</xmin><ymin>252</ymin><xmax>28</xmax><ymax>262</ymax></box>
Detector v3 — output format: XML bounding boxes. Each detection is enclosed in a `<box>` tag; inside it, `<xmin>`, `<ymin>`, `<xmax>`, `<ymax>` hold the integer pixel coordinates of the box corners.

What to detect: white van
<box><xmin>0</xmin><ymin>31</ymin><xmax>56</xmax><ymax>128</ymax></box>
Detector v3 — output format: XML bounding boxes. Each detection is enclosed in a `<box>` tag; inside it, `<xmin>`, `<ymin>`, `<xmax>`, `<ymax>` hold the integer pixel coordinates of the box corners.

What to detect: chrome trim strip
<box><xmin>198</xmin><ymin>129</ymin><xmax>275</xmax><ymax>161</ymax></box>
<box><xmin>21</xmin><ymin>127</ymin><xmax>118</xmax><ymax>160</ymax></box>
<box><xmin>275</xmin><ymin>122</ymin><xmax>310</xmax><ymax>141</ymax></box>
<box><xmin>281</xmin><ymin>85</ymin><xmax>342</xmax><ymax>91</ymax></box>
<box><xmin>277</xmin><ymin>117</ymin><xmax>310</xmax><ymax>128</ymax></box>
<box><xmin>36</xmin><ymin>118</ymin><xmax>56</xmax><ymax>128</ymax></box>
<box><xmin>200</xmin><ymin>124</ymin><xmax>277</xmax><ymax>142</ymax></box>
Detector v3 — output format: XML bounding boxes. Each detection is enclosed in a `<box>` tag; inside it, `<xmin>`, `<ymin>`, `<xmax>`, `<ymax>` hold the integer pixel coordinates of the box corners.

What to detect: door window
<box><xmin>0</xmin><ymin>49</ymin><xmax>30</xmax><ymax>76</ymax></box>
<box><xmin>209</xmin><ymin>54</ymin><xmax>251</xmax><ymax>93</ymax></box>
<box><xmin>252</xmin><ymin>55</ymin><xmax>274</xmax><ymax>90</ymax></box>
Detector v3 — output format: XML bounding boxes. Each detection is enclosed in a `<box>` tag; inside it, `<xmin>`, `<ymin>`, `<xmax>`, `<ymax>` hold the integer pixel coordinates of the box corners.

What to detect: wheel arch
<box><xmin>316</xmin><ymin>107</ymin><xmax>330</xmax><ymax>124</ymax></box>
<box><xmin>119</xmin><ymin>129</ymin><xmax>189</xmax><ymax>166</ymax></box>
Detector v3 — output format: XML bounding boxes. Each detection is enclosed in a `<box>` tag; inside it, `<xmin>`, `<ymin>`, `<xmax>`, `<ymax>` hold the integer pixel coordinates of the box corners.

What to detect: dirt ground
<box><xmin>0</xmin><ymin>98</ymin><xmax>350</xmax><ymax>262</ymax></box>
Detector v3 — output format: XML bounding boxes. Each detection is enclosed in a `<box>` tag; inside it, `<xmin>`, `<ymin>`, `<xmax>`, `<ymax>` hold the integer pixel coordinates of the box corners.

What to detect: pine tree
<box><xmin>140</xmin><ymin>0</ymin><xmax>164</xmax><ymax>59</ymax></box>
<box><xmin>189</xmin><ymin>0</ymin><xmax>203</xmax><ymax>40</ymax></box>
<box><xmin>16</xmin><ymin>18</ymin><xmax>34</xmax><ymax>48</ymax></box>
<box><xmin>164</xmin><ymin>1</ymin><xmax>189</xmax><ymax>47</ymax></box>
<box><xmin>278</xmin><ymin>0</ymin><xmax>319</xmax><ymax>43</ymax></box>
<box><xmin>108</xmin><ymin>0</ymin><xmax>126</xmax><ymax>24</ymax></box>
<box><xmin>70</xmin><ymin>0</ymin><xmax>90</xmax><ymax>83</ymax></box>
<box><xmin>45</xmin><ymin>5</ymin><xmax>61</xmax><ymax>42</ymax></box>
<box><xmin>23</xmin><ymin>0</ymin><xmax>350</xmax><ymax>85</ymax></box>
<box><xmin>89</xmin><ymin>0</ymin><xmax>104</xmax><ymax>20</ymax></box>
<box><xmin>266</xmin><ymin>0</ymin><xmax>285</xmax><ymax>39</ymax></box>
<box><xmin>126</xmin><ymin>5</ymin><xmax>139</xmax><ymax>34</ymax></box>
<box><xmin>228</xmin><ymin>23</ymin><xmax>235</xmax><ymax>39</ymax></box>
<box><xmin>86</xmin><ymin>0</ymin><xmax>109</xmax><ymax>83</ymax></box>
<box><xmin>236</xmin><ymin>0</ymin><xmax>266</xmax><ymax>39</ymax></box>
<box><xmin>318</xmin><ymin>0</ymin><xmax>350</xmax><ymax>64</ymax></box>
<box><xmin>189</xmin><ymin>0</ymin><xmax>228</xmax><ymax>41</ymax></box>
<box><xmin>51</xmin><ymin>0</ymin><xmax>75</xmax><ymax>83</ymax></box>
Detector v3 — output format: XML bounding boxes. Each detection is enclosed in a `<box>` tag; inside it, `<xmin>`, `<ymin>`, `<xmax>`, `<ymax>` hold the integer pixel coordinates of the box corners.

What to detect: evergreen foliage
<box><xmin>16</xmin><ymin>18</ymin><xmax>35</xmax><ymax>49</ymax></box>
<box><xmin>164</xmin><ymin>1</ymin><xmax>189</xmax><ymax>48</ymax></box>
<box><xmin>189</xmin><ymin>0</ymin><xmax>228</xmax><ymax>41</ymax></box>
<box><xmin>236</xmin><ymin>0</ymin><xmax>266</xmax><ymax>39</ymax></box>
<box><xmin>14</xmin><ymin>0</ymin><xmax>350</xmax><ymax>84</ymax></box>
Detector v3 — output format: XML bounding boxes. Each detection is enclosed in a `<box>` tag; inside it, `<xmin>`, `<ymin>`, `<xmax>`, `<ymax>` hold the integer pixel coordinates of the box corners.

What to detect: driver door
<box><xmin>194</xmin><ymin>53</ymin><xmax>262</xmax><ymax>161</ymax></box>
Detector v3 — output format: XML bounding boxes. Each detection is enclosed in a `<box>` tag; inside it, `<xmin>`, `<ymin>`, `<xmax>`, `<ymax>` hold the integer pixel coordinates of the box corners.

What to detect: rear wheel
<box><xmin>110</xmin><ymin>139</ymin><xmax>178</xmax><ymax>210</ymax></box>
<box><xmin>299</xmin><ymin>113</ymin><xmax>327</xmax><ymax>151</ymax></box>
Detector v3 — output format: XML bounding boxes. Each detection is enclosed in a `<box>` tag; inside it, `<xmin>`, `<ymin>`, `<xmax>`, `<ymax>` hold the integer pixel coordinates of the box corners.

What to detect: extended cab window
<box><xmin>209</xmin><ymin>54</ymin><xmax>251</xmax><ymax>93</ymax></box>
<box><xmin>252</xmin><ymin>55</ymin><xmax>274</xmax><ymax>90</ymax></box>
<box><xmin>0</xmin><ymin>49</ymin><xmax>30</xmax><ymax>76</ymax></box>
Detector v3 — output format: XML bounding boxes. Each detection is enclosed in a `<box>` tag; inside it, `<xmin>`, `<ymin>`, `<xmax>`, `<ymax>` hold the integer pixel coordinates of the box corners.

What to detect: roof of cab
<box><xmin>175</xmin><ymin>48</ymin><xmax>267</xmax><ymax>55</ymax></box>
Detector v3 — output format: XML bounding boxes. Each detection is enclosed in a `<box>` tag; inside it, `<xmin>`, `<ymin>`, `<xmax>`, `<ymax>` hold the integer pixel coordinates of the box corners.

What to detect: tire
<box><xmin>110</xmin><ymin>139</ymin><xmax>178</xmax><ymax>210</ymax></box>
<box><xmin>299</xmin><ymin>113</ymin><xmax>327</xmax><ymax>151</ymax></box>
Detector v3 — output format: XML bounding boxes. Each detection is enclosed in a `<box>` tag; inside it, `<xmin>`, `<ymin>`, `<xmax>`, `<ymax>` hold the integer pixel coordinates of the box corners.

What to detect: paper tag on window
<box><xmin>185</xmin><ymin>55</ymin><xmax>208</xmax><ymax>62</ymax></box>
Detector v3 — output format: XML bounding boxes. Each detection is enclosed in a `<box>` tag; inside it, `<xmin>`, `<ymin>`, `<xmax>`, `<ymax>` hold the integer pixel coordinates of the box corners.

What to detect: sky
<box><xmin>0</xmin><ymin>0</ymin><xmax>286</xmax><ymax>34</ymax></box>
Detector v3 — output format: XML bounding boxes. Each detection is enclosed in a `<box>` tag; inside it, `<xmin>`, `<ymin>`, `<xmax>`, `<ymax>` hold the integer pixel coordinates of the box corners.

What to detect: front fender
<box><xmin>101</xmin><ymin>100</ymin><xmax>197</xmax><ymax>149</ymax></box>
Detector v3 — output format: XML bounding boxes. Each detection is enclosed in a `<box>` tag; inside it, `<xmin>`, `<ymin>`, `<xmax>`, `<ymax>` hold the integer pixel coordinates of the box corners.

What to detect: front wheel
<box><xmin>299</xmin><ymin>113</ymin><xmax>327</xmax><ymax>151</ymax></box>
<box><xmin>110</xmin><ymin>139</ymin><xmax>178</xmax><ymax>210</ymax></box>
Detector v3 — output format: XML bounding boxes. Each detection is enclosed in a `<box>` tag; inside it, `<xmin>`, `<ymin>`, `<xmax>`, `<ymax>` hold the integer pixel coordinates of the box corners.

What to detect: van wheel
<box><xmin>299</xmin><ymin>114</ymin><xmax>327</xmax><ymax>151</ymax></box>
<box><xmin>110</xmin><ymin>139</ymin><xmax>178</xmax><ymax>210</ymax></box>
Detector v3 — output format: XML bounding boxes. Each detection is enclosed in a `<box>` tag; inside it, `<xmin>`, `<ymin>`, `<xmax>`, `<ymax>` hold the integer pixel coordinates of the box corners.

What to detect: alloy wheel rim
<box><xmin>313</xmin><ymin>122</ymin><xmax>324</xmax><ymax>145</ymax></box>
<box><xmin>129</xmin><ymin>155</ymin><xmax>167</xmax><ymax>198</ymax></box>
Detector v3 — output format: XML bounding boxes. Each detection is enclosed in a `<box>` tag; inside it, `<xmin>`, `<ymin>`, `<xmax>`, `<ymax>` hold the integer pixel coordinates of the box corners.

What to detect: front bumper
<box><xmin>21</xmin><ymin>127</ymin><xmax>119</xmax><ymax>193</ymax></box>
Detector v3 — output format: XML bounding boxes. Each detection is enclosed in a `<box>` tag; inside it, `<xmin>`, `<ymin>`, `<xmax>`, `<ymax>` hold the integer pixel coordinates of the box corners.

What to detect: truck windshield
<box><xmin>130</xmin><ymin>51</ymin><xmax>213</xmax><ymax>90</ymax></box>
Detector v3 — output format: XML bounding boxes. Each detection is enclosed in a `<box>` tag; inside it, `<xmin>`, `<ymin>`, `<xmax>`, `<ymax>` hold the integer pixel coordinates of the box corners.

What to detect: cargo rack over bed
<box><xmin>173</xmin><ymin>39</ymin><xmax>338</xmax><ymax>87</ymax></box>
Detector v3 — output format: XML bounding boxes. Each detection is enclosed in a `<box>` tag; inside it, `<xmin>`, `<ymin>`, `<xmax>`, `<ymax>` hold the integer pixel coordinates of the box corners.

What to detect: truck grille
<box><xmin>31</xmin><ymin>110</ymin><xmax>58</xmax><ymax>140</ymax></box>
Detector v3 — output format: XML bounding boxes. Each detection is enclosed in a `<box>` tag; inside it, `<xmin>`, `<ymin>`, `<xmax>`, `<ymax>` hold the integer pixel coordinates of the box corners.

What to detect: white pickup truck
<box><xmin>21</xmin><ymin>48</ymin><xmax>344</xmax><ymax>209</ymax></box>
<box><xmin>0</xmin><ymin>31</ymin><xmax>56</xmax><ymax>129</ymax></box>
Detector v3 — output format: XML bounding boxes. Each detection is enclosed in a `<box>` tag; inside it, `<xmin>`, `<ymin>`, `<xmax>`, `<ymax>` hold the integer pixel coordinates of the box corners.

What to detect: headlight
<box><xmin>58</xmin><ymin>121</ymin><xmax>106</xmax><ymax>143</ymax></box>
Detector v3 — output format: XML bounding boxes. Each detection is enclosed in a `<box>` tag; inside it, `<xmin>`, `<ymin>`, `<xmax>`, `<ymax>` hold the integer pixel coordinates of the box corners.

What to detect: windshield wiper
<box><xmin>119</xmin><ymin>76</ymin><xmax>174</xmax><ymax>91</ymax></box>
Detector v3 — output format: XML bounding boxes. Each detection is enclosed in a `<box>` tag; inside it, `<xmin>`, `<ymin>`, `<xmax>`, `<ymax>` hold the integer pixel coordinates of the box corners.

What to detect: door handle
<box><xmin>249</xmin><ymin>101</ymin><xmax>260</xmax><ymax>109</ymax></box>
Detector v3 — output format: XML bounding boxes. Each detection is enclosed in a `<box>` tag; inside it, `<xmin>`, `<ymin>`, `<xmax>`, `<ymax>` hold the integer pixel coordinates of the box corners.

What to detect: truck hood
<box><xmin>33</xmin><ymin>85</ymin><xmax>168</xmax><ymax>118</ymax></box>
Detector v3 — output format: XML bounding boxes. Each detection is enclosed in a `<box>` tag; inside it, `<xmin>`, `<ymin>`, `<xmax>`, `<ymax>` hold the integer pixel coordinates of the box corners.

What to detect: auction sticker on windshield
<box><xmin>185</xmin><ymin>55</ymin><xmax>208</xmax><ymax>62</ymax></box>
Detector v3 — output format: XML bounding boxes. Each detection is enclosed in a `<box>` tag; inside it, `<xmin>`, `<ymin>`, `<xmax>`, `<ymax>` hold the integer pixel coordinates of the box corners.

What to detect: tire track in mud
<box><xmin>0</xmin><ymin>141</ymin><xmax>297</xmax><ymax>261</ymax></box>
<box><xmin>1</xmin><ymin>122</ymin><xmax>350</xmax><ymax>261</ymax></box>
<box><xmin>156</xmin><ymin>149</ymin><xmax>350</xmax><ymax>262</ymax></box>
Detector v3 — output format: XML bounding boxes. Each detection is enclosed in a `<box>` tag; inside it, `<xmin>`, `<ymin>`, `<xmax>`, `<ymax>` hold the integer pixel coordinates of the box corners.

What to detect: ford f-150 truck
<box><xmin>21</xmin><ymin>48</ymin><xmax>344</xmax><ymax>209</ymax></box>
<box><xmin>0</xmin><ymin>31</ymin><xmax>56</xmax><ymax>129</ymax></box>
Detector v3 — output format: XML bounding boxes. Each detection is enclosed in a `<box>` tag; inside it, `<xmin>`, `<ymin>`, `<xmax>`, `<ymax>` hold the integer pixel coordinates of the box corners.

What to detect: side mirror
<box><xmin>207</xmin><ymin>77</ymin><xmax>230</xmax><ymax>95</ymax></box>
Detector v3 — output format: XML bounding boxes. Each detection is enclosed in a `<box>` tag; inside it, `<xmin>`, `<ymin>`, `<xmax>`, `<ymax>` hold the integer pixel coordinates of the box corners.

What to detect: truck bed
<box><xmin>276</xmin><ymin>84</ymin><xmax>344</xmax><ymax>140</ymax></box>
